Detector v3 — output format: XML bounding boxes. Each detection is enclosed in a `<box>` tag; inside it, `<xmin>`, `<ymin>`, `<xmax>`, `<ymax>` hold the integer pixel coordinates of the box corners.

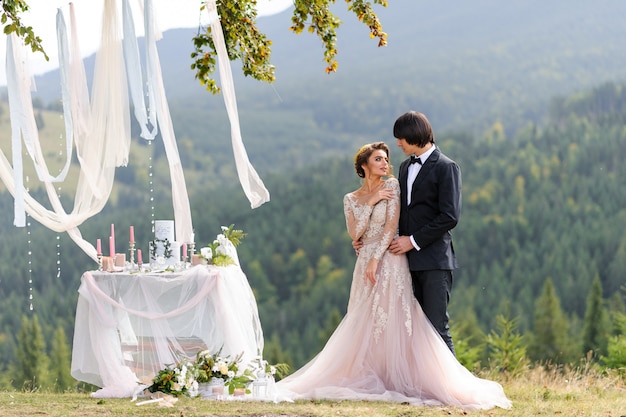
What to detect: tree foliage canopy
<box><xmin>192</xmin><ymin>0</ymin><xmax>388</xmax><ymax>94</ymax></box>
<box><xmin>1</xmin><ymin>0</ymin><xmax>48</xmax><ymax>60</ymax></box>
<box><xmin>2</xmin><ymin>0</ymin><xmax>388</xmax><ymax>94</ymax></box>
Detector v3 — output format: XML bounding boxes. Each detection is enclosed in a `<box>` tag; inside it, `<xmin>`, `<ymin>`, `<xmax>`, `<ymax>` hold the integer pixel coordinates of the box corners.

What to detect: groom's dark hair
<box><xmin>393</xmin><ymin>111</ymin><xmax>435</xmax><ymax>147</ymax></box>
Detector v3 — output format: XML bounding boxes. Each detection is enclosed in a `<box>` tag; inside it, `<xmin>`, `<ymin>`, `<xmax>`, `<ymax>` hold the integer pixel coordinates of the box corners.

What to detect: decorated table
<box><xmin>70</xmin><ymin>264</ymin><xmax>264</xmax><ymax>398</ymax></box>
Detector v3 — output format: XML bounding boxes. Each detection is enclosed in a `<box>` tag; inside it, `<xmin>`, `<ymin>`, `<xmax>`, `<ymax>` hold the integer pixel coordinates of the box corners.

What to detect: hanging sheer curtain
<box><xmin>0</xmin><ymin>0</ymin><xmax>270</xmax><ymax>260</ymax></box>
<box><xmin>203</xmin><ymin>0</ymin><xmax>270</xmax><ymax>209</ymax></box>
<box><xmin>1</xmin><ymin>1</ymin><xmax>126</xmax><ymax>260</ymax></box>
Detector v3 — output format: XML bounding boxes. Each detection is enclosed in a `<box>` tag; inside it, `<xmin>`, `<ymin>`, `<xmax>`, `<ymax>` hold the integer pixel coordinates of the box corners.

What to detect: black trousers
<box><xmin>410</xmin><ymin>269</ymin><xmax>455</xmax><ymax>356</ymax></box>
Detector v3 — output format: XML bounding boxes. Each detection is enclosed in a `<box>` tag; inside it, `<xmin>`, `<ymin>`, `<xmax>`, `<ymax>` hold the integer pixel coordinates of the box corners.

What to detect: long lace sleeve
<box><xmin>343</xmin><ymin>193</ymin><xmax>373</xmax><ymax>241</ymax></box>
<box><xmin>371</xmin><ymin>178</ymin><xmax>400</xmax><ymax>261</ymax></box>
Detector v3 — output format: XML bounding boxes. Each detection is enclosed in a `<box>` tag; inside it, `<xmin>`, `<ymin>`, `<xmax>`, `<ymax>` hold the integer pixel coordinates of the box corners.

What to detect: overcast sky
<box><xmin>0</xmin><ymin>0</ymin><xmax>294</xmax><ymax>85</ymax></box>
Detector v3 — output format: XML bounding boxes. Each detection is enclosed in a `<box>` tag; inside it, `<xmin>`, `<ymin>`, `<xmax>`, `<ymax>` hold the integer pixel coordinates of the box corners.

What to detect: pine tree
<box><xmin>601</xmin><ymin>311</ymin><xmax>626</xmax><ymax>371</ymax></box>
<box><xmin>450</xmin><ymin>306</ymin><xmax>485</xmax><ymax>371</ymax></box>
<box><xmin>529</xmin><ymin>278</ymin><xmax>573</xmax><ymax>363</ymax></box>
<box><xmin>13</xmin><ymin>315</ymin><xmax>50</xmax><ymax>390</ymax></box>
<box><xmin>49</xmin><ymin>326</ymin><xmax>75</xmax><ymax>392</ymax></box>
<box><xmin>263</xmin><ymin>332</ymin><xmax>293</xmax><ymax>379</ymax></box>
<box><xmin>485</xmin><ymin>305</ymin><xmax>529</xmax><ymax>376</ymax></box>
<box><xmin>582</xmin><ymin>275</ymin><xmax>609</xmax><ymax>358</ymax></box>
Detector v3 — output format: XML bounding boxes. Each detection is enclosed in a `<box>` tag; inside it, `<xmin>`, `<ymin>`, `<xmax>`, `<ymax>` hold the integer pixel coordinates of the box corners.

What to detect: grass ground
<box><xmin>2</xmin><ymin>366</ymin><xmax>625</xmax><ymax>417</ymax></box>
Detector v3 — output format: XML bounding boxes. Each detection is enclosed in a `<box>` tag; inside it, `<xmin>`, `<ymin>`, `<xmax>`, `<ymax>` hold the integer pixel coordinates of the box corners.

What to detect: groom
<box><xmin>388</xmin><ymin>111</ymin><xmax>461</xmax><ymax>355</ymax></box>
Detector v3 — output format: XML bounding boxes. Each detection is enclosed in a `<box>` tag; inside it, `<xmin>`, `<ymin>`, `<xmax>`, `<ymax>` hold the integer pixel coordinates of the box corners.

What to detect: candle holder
<box><xmin>129</xmin><ymin>241</ymin><xmax>136</xmax><ymax>268</ymax></box>
<box><xmin>97</xmin><ymin>253</ymin><xmax>103</xmax><ymax>271</ymax></box>
<box><xmin>189</xmin><ymin>242</ymin><xmax>195</xmax><ymax>257</ymax></box>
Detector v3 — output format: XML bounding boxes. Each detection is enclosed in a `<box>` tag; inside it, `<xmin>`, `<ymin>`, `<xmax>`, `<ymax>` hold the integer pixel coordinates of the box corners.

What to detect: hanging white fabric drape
<box><xmin>5</xmin><ymin>29</ymin><xmax>74</xmax><ymax>227</ymax></box>
<box><xmin>203</xmin><ymin>0</ymin><xmax>270</xmax><ymax>209</ymax></box>
<box><xmin>0</xmin><ymin>0</ymin><xmax>130</xmax><ymax>260</ymax></box>
<box><xmin>0</xmin><ymin>0</ymin><xmax>269</xmax><ymax>259</ymax></box>
<box><xmin>141</xmin><ymin>0</ymin><xmax>193</xmax><ymax>243</ymax></box>
<box><xmin>122</xmin><ymin>0</ymin><xmax>157</xmax><ymax>140</ymax></box>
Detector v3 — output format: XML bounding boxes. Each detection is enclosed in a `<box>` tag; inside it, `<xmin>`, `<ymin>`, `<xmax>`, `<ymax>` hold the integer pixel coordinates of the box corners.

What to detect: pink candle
<box><xmin>96</xmin><ymin>239</ymin><xmax>102</xmax><ymax>254</ymax></box>
<box><xmin>182</xmin><ymin>243</ymin><xmax>187</xmax><ymax>259</ymax></box>
<box><xmin>110</xmin><ymin>223</ymin><xmax>115</xmax><ymax>240</ymax></box>
<box><xmin>129</xmin><ymin>226</ymin><xmax>135</xmax><ymax>243</ymax></box>
<box><xmin>137</xmin><ymin>249</ymin><xmax>143</xmax><ymax>265</ymax></box>
<box><xmin>109</xmin><ymin>235</ymin><xmax>115</xmax><ymax>257</ymax></box>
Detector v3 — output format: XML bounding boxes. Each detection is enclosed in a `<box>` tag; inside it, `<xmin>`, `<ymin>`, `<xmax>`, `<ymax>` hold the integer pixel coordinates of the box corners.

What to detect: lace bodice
<box><xmin>343</xmin><ymin>178</ymin><xmax>400</xmax><ymax>262</ymax></box>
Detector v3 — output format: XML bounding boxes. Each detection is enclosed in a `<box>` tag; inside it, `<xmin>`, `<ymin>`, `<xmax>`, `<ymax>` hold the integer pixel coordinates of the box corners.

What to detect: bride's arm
<box><xmin>371</xmin><ymin>179</ymin><xmax>400</xmax><ymax>261</ymax></box>
<box><xmin>343</xmin><ymin>194</ymin><xmax>373</xmax><ymax>241</ymax></box>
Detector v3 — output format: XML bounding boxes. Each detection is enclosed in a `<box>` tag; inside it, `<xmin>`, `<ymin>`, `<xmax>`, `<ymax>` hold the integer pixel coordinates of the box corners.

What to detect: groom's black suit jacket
<box><xmin>398</xmin><ymin>147</ymin><xmax>462</xmax><ymax>271</ymax></box>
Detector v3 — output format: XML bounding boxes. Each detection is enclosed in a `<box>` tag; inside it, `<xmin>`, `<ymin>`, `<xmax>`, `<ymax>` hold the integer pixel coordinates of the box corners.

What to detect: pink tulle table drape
<box><xmin>71</xmin><ymin>265</ymin><xmax>264</xmax><ymax>398</ymax></box>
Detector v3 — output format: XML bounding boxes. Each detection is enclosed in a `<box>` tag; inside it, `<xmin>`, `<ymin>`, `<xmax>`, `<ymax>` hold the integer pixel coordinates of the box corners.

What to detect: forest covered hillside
<box><xmin>1</xmin><ymin>81</ymin><xmax>626</xmax><ymax>375</ymax></box>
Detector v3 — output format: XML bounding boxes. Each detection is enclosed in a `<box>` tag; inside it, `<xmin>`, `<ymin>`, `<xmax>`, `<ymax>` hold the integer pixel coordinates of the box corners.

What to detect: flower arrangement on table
<box><xmin>199</xmin><ymin>224</ymin><xmax>247</xmax><ymax>267</ymax></box>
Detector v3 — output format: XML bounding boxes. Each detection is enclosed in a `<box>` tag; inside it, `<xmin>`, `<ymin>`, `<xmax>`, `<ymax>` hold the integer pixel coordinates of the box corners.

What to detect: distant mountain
<box><xmin>29</xmin><ymin>0</ymin><xmax>626</xmax><ymax>138</ymax></box>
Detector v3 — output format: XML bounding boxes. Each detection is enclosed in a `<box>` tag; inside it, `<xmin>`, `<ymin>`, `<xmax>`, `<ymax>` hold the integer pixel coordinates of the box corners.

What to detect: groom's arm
<box><xmin>412</xmin><ymin>160</ymin><xmax>461</xmax><ymax>249</ymax></box>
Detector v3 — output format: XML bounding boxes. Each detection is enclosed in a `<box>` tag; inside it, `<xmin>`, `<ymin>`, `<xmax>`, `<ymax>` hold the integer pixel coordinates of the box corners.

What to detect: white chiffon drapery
<box><xmin>71</xmin><ymin>265</ymin><xmax>264</xmax><ymax>398</ymax></box>
<box><xmin>0</xmin><ymin>0</ymin><xmax>269</xmax><ymax>260</ymax></box>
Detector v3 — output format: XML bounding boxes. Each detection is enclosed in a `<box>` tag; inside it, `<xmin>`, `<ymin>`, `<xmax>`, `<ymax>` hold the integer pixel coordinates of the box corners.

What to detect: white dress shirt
<box><xmin>407</xmin><ymin>145</ymin><xmax>436</xmax><ymax>251</ymax></box>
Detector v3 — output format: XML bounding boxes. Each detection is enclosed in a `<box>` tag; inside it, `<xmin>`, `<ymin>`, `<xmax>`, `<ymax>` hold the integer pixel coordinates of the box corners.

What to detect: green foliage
<box><xmin>529</xmin><ymin>278</ymin><xmax>575</xmax><ymax>363</ymax></box>
<box><xmin>582</xmin><ymin>275</ymin><xmax>610</xmax><ymax>358</ymax></box>
<box><xmin>199</xmin><ymin>224</ymin><xmax>247</xmax><ymax>266</ymax></box>
<box><xmin>290</xmin><ymin>0</ymin><xmax>387</xmax><ymax>73</ymax></box>
<box><xmin>190</xmin><ymin>0</ymin><xmax>388</xmax><ymax>93</ymax></box>
<box><xmin>192</xmin><ymin>0</ymin><xmax>275</xmax><ymax>94</ymax></box>
<box><xmin>601</xmin><ymin>312</ymin><xmax>626</xmax><ymax>373</ymax></box>
<box><xmin>602</xmin><ymin>336</ymin><xmax>626</xmax><ymax>373</ymax></box>
<box><xmin>221</xmin><ymin>224</ymin><xmax>247</xmax><ymax>247</ymax></box>
<box><xmin>13</xmin><ymin>315</ymin><xmax>49</xmax><ymax>391</ymax></box>
<box><xmin>485</xmin><ymin>307</ymin><xmax>529</xmax><ymax>376</ymax></box>
<box><xmin>1</xmin><ymin>0</ymin><xmax>48</xmax><ymax>60</ymax></box>
<box><xmin>49</xmin><ymin>326</ymin><xmax>74</xmax><ymax>392</ymax></box>
<box><xmin>450</xmin><ymin>306</ymin><xmax>485</xmax><ymax>371</ymax></box>
<box><xmin>262</xmin><ymin>332</ymin><xmax>293</xmax><ymax>379</ymax></box>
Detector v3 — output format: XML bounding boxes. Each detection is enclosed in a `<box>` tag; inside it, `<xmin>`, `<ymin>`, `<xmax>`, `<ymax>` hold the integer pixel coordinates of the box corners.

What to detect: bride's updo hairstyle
<box><xmin>354</xmin><ymin>142</ymin><xmax>394</xmax><ymax>178</ymax></box>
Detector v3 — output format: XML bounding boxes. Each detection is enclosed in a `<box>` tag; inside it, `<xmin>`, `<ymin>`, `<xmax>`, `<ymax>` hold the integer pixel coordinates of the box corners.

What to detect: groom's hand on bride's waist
<box><xmin>389</xmin><ymin>236</ymin><xmax>413</xmax><ymax>255</ymax></box>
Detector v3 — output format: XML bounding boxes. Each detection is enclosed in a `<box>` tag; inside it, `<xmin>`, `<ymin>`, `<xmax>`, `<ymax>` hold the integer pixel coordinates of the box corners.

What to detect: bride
<box><xmin>275</xmin><ymin>142</ymin><xmax>512</xmax><ymax>410</ymax></box>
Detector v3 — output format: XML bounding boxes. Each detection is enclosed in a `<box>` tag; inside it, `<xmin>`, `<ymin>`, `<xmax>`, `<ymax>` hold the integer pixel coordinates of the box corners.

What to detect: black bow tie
<box><xmin>410</xmin><ymin>155</ymin><xmax>422</xmax><ymax>165</ymax></box>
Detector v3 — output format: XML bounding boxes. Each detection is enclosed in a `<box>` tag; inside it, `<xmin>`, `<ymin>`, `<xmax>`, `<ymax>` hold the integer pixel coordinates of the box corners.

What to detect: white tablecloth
<box><xmin>70</xmin><ymin>265</ymin><xmax>264</xmax><ymax>398</ymax></box>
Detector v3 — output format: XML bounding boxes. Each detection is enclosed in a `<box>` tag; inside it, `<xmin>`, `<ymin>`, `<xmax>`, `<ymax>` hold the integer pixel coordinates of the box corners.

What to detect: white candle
<box><xmin>96</xmin><ymin>239</ymin><xmax>102</xmax><ymax>254</ymax></box>
<box><xmin>129</xmin><ymin>226</ymin><xmax>135</xmax><ymax>243</ymax></box>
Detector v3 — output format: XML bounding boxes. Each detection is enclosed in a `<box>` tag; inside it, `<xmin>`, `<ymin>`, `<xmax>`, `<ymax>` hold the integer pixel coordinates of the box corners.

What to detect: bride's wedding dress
<box><xmin>276</xmin><ymin>178</ymin><xmax>512</xmax><ymax>410</ymax></box>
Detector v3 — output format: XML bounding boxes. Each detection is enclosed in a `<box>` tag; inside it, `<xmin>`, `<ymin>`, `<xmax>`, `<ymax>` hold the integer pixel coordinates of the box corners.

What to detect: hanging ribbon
<box><xmin>142</xmin><ymin>0</ymin><xmax>193</xmax><ymax>243</ymax></box>
<box><xmin>203</xmin><ymin>0</ymin><xmax>270</xmax><ymax>209</ymax></box>
<box><xmin>6</xmin><ymin>28</ymin><xmax>74</xmax><ymax>226</ymax></box>
<box><xmin>122</xmin><ymin>0</ymin><xmax>158</xmax><ymax>140</ymax></box>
